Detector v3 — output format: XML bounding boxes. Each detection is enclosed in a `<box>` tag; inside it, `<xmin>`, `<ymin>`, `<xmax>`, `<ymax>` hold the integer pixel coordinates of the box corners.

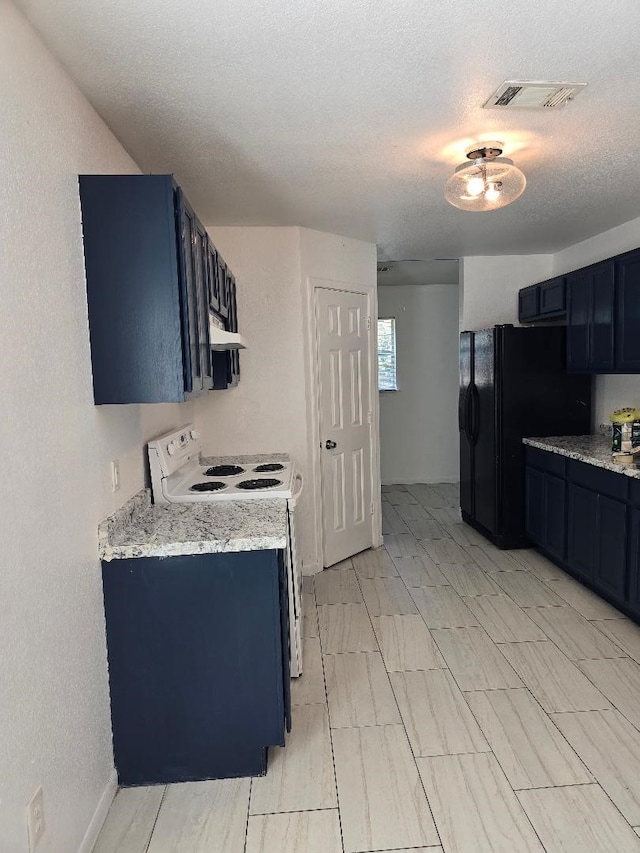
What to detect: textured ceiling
<box><xmin>14</xmin><ymin>0</ymin><xmax>640</xmax><ymax>257</ymax></box>
<box><xmin>378</xmin><ymin>260</ymin><xmax>459</xmax><ymax>286</ymax></box>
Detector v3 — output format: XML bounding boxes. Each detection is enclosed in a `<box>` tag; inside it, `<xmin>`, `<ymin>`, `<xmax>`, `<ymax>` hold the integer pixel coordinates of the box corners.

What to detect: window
<box><xmin>377</xmin><ymin>318</ymin><xmax>397</xmax><ymax>391</ymax></box>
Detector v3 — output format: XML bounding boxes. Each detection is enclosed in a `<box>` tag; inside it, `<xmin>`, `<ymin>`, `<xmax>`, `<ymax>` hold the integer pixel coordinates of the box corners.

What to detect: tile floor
<box><xmin>94</xmin><ymin>481</ymin><xmax>640</xmax><ymax>852</ymax></box>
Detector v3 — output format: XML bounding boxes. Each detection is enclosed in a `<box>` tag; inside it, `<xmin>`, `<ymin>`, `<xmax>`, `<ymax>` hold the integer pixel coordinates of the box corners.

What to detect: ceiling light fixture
<box><xmin>445</xmin><ymin>141</ymin><xmax>526</xmax><ymax>212</ymax></box>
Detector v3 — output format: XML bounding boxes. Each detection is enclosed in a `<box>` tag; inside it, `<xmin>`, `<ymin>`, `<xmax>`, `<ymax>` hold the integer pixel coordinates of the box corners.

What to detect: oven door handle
<box><xmin>290</xmin><ymin>471</ymin><xmax>304</xmax><ymax>507</ymax></box>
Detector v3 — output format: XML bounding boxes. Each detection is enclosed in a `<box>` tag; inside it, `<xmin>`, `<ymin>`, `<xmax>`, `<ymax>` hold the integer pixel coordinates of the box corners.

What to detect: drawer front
<box><xmin>567</xmin><ymin>459</ymin><xmax>628</xmax><ymax>501</ymax></box>
<box><xmin>539</xmin><ymin>278</ymin><xmax>566</xmax><ymax>315</ymax></box>
<box><xmin>525</xmin><ymin>446</ymin><xmax>567</xmax><ymax>477</ymax></box>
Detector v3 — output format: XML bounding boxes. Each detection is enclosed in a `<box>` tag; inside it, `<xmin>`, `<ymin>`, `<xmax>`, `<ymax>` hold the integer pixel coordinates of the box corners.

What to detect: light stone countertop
<box><xmin>99</xmin><ymin>489</ymin><xmax>288</xmax><ymax>561</ymax></box>
<box><xmin>523</xmin><ymin>435</ymin><xmax>640</xmax><ymax>479</ymax></box>
<box><xmin>200</xmin><ymin>452</ymin><xmax>290</xmax><ymax>466</ymax></box>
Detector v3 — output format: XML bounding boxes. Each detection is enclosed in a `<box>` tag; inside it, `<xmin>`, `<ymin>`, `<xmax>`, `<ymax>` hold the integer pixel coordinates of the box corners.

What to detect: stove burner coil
<box><xmin>237</xmin><ymin>478</ymin><xmax>282</xmax><ymax>490</ymax></box>
<box><xmin>204</xmin><ymin>465</ymin><xmax>244</xmax><ymax>477</ymax></box>
<box><xmin>190</xmin><ymin>481</ymin><xmax>227</xmax><ymax>492</ymax></box>
<box><xmin>253</xmin><ymin>463</ymin><xmax>285</xmax><ymax>473</ymax></box>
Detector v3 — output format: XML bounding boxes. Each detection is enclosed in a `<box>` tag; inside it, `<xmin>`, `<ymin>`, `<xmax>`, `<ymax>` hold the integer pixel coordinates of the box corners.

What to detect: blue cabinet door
<box><xmin>545</xmin><ymin>474</ymin><xmax>566</xmax><ymax>562</ymax></box>
<box><xmin>518</xmin><ymin>286</ymin><xmax>539</xmax><ymax>322</ymax></box>
<box><xmin>594</xmin><ymin>494</ymin><xmax>627</xmax><ymax>600</ymax></box>
<box><xmin>628</xmin><ymin>508</ymin><xmax>640</xmax><ymax>615</ymax></box>
<box><xmin>590</xmin><ymin>263</ymin><xmax>615</xmax><ymax>370</ymax></box>
<box><xmin>525</xmin><ymin>467</ymin><xmax>566</xmax><ymax>561</ymax></box>
<box><xmin>525</xmin><ymin>467</ymin><xmax>545</xmax><ymax>544</ymax></box>
<box><xmin>102</xmin><ymin>550</ymin><xmax>287</xmax><ymax>786</ymax></box>
<box><xmin>567</xmin><ymin>263</ymin><xmax>615</xmax><ymax>372</ymax></box>
<box><xmin>539</xmin><ymin>277</ymin><xmax>566</xmax><ymax>315</ymax></box>
<box><xmin>616</xmin><ymin>250</ymin><xmax>640</xmax><ymax>371</ymax></box>
<box><xmin>176</xmin><ymin>192</ymin><xmax>203</xmax><ymax>394</ymax></box>
<box><xmin>568</xmin><ymin>483</ymin><xmax>598</xmax><ymax>581</ymax></box>
<box><xmin>567</xmin><ymin>271</ymin><xmax>591</xmax><ymax>370</ymax></box>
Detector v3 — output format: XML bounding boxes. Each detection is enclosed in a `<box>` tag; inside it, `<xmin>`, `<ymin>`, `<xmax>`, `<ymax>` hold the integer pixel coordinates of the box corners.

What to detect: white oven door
<box><xmin>287</xmin><ymin>472</ymin><xmax>304</xmax><ymax>677</ymax></box>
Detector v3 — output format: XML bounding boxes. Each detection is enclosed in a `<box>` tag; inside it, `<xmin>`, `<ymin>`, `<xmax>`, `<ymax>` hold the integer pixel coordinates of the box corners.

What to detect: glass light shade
<box><xmin>445</xmin><ymin>156</ymin><xmax>526</xmax><ymax>212</ymax></box>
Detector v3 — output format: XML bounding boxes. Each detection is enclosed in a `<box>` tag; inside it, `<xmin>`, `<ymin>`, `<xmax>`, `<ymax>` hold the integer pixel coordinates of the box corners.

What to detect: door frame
<box><xmin>303</xmin><ymin>276</ymin><xmax>383</xmax><ymax>571</ymax></box>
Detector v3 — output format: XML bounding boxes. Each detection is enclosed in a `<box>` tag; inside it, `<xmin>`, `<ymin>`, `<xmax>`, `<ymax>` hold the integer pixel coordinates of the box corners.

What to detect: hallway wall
<box><xmin>378</xmin><ymin>283</ymin><xmax>460</xmax><ymax>484</ymax></box>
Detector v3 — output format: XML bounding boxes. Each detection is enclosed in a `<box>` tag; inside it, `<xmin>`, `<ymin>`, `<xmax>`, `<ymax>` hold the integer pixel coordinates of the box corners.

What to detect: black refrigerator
<box><xmin>459</xmin><ymin>324</ymin><xmax>591</xmax><ymax>549</ymax></box>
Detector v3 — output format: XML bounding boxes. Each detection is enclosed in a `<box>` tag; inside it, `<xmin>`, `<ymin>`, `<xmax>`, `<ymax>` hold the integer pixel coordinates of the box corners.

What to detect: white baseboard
<box><xmin>77</xmin><ymin>768</ymin><xmax>118</xmax><ymax>853</ymax></box>
<box><xmin>381</xmin><ymin>476</ymin><xmax>460</xmax><ymax>485</ymax></box>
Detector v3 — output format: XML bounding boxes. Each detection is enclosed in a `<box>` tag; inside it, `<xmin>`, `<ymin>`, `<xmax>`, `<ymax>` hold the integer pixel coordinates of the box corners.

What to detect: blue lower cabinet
<box><xmin>102</xmin><ymin>549</ymin><xmax>290</xmax><ymax>786</ymax></box>
<box><xmin>567</xmin><ymin>483</ymin><xmax>599</xmax><ymax>582</ymax></box>
<box><xmin>527</xmin><ymin>452</ymin><xmax>637</xmax><ymax>620</ymax></box>
<box><xmin>525</xmin><ymin>462</ymin><xmax>566</xmax><ymax>562</ymax></box>
<box><xmin>594</xmin><ymin>494</ymin><xmax>627</xmax><ymax>601</ymax></box>
<box><xmin>627</xmin><ymin>509</ymin><xmax>640</xmax><ymax>616</ymax></box>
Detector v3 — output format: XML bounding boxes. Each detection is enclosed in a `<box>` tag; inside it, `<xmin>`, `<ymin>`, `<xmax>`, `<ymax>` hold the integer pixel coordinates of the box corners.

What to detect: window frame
<box><xmin>377</xmin><ymin>316</ymin><xmax>398</xmax><ymax>392</ymax></box>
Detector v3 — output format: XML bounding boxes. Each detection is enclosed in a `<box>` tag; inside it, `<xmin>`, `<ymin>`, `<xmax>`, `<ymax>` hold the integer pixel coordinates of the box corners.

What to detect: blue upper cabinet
<box><xmin>79</xmin><ymin>175</ymin><xmax>238</xmax><ymax>404</ymax></box>
<box><xmin>616</xmin><ymin>249</ymin><xmax>640</xmax><ymax>372</ymax></box>
<box><xmin>566</xmin><ymin>261</ymin><xmax>615</xmax><ymax>372</ymax></box>
<box><xmin>518</xmin><ymin>277</ymin><xmax>566</xmax><ymax>324</ymax></box>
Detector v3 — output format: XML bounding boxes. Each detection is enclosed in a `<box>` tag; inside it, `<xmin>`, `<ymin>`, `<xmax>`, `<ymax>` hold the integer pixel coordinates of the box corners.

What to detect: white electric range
<box><xmin>148</xmin><ymin>425</ymin><xmax>304</xmax><ymax>677</ymax></box>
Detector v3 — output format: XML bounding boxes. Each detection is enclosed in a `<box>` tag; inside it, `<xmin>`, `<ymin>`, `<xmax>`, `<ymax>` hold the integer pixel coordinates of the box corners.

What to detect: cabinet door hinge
<box><xmin>365</xmin><ymin>316</ymin><xmax>371</xmax><ymax>331</ymax></box>
<box><xmin>370</xmin><ymin>502</ymin><xmax>375</xmax><ymax>515</ymax></box>
<box><xmin>367</xmin><ymin>410</ymin><xmax>373</xmax><ymax>424</ymax></box>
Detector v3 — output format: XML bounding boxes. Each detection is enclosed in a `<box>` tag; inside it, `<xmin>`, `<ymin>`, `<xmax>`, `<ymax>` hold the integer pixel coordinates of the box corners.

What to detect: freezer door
<box><xmin>472</xmin><ymin>329</ymin><xmax>497</xmax><ymax>534</ymax></box>
<box><xmin>459</xmin><ymin>332</ymin><xmax>474</xmax><ymax>519</ymax></box>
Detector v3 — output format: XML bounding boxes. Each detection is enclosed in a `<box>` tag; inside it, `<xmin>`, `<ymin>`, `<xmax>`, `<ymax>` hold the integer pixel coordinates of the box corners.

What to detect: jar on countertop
<box><xmin>610</xmin><ymin>408</ymin><xmax>640</xmax><ymax>454</ymax></box>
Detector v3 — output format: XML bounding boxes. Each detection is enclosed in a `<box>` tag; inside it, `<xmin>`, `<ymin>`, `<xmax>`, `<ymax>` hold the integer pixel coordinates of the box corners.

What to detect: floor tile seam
<box><xmin>326</xmin><ymin>564</ymin><xmax>406</xmax><ymax>731</ymax></box>
<box><xmin>383</xmin><ymin>651</ymin><xmax>490</xmax><ymax>763</ymax></box>
<box><xmin>248</xmin><ymin>806</ymin><xmax>342</xmax><ymax>815</ymax></box>
<box><xmin>317</xmin><ymin>615</ymin><xmax>347</xmax><ymax>853</ymax></box>
<box><xmin>554</xmin><ymin>667</ymin><xmax>640</xmax><ymax>736</ymax></box>
<box><xmin>141</xmin><ymin>784</ymin><xmax>168</xmax><ymax>853</ymax></box>
<box><xmin>515</xmin><ymin>778</ymin><xmax>640</xmax><ymax>839</ymax></box>
<box><xmin>493</xmin><ymin>622</ymin><xmax>631</xmax><ymax>659</ymax></box>
<box><xmin>461</xmin><ymin>684</ymin><xmax>596</xmax><ymax>794</ymax></box>
<box><xmin>487</xmin><ymin>631</ymin><xmax>624</xmax><ymax>706</ymax></box>
<box><xmin>421</xmin><ymin>749</ymin><xmax>548</xmax><ymax>853</ymax></box>
<box><xmin>583</xmin><ymin>619</ymin><xmax>635</xmax><ymax>659</ymax></box>
<box><xmin>433</xmin><ymin>623</ymin><xmax>529</xmax><ymax>691</ymax></box>
<box><xmin>242</xmin><ymin>779</ymin><xmax>252</xmax><ymax>853</ymax></box>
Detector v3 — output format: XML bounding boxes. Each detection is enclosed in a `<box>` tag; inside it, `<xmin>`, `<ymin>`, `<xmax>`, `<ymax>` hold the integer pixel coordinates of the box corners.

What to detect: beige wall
<box><xmin>0</xmin><ymin>5</ymin><xmax>192</xmax><ymax>850</ymax></box>
<box><xmin>378</xmin><ymin>284</ymin><xmax>460</xmax><ymax>484</ymax></box>
<box><xmin>460</xmin><ymin>254</ymin><xmax>553</xmax><ymax>331</ymax></box>
<box><xmin>195</xmin><ymin>226</ymin><xmax>378</xmax><ymax>573</ymax></box>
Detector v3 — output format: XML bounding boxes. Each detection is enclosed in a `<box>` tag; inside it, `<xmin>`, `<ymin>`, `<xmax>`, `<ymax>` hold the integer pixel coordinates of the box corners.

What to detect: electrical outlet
<box><xmin>598</xmin><ymin>423</ymin><xmax>613</xmax><ymax>436</ymax></box>
<box><xmin>110</xmin><ymin>459</ymin><xmax>120</xmax><ymax>492</ymax></box>
<box><xmin>26</xmin><ymin>786</ymin><xmax>45</xmax><ymax>851</ymax></box>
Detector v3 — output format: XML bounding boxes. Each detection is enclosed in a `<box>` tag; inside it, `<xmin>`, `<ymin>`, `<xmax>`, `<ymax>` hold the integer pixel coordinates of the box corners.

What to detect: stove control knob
<box><xmin>190</xmin><ymin>429</ymin><xmax>200</xmax><ymax>440</ymax></box>
<box><xmin>167</xmin><ymin>441</ymin><xmax>177</xmax><ymax>456</ymax></box>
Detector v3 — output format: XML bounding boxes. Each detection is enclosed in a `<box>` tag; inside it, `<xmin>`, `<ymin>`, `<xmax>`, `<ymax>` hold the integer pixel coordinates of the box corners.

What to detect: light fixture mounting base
<box><xmin>466</xmin><ymin>141</ymin><xmax>504</xmax><ymax>161</ymax></box>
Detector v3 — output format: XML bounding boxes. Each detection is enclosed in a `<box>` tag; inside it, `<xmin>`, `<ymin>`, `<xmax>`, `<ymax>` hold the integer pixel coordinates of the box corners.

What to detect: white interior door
<box><xmin>315</xmin><ymin>287</ymin><xmax>373</xmax><ymax>567</ymax></box>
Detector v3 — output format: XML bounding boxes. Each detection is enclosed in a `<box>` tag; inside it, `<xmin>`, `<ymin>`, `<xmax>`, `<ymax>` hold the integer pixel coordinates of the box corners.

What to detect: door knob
<box><xmin>325</xmin><ymin>440</ymin><xmax>337</xmax><ymax>450</ymax></box>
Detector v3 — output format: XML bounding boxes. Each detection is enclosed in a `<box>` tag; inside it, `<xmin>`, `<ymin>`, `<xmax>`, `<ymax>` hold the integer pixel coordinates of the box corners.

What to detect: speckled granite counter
<box><xmin>523</xmin><ymin>435</ymin><xmax>640</xmax><ymax>479</ymax></box>
<box><xmin>200</xmin><ymin>452</ymin><xmax>290</xmax><ymax>466</ymax></box>
<box><xmin>99</xmin><ymin>489</ymin><xmax>288</xmax><ymax>561</ymax></box>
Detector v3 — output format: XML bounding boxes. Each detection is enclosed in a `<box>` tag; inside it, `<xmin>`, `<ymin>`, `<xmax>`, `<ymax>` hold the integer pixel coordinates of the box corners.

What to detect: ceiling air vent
<box><xmin>483</xmin><ymin>80</ymin><xmax>587</xmax><ymax>110</ymax></box>
<box><xmin>377</xmin><ymin>265</ymin><xmax>391</xmax><ymax>272</ymax></box>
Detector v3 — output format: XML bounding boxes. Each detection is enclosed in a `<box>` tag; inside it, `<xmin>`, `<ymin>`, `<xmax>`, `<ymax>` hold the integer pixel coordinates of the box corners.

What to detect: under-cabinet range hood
<box><xmin>209</xmin><ymin>318</ymin><xmax>246</xmax><ymax>350</ymax></box>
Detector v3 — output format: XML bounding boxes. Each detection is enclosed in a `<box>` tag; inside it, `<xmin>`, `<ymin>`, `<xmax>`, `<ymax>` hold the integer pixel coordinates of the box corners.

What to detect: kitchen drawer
<box><xmin>525</xmin><ymin>447</ymin><xmax>567</xmax><ymax>477</ymax></box>
<box><xmin>567</xmin><ymin>459</ymin><xmax>628</xmax><ymax>501</ymax></box>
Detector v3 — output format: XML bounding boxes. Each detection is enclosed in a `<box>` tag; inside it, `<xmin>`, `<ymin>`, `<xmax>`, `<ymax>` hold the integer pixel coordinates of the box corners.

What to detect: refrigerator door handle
<box><xmin>459</xmin><ymin>386</ymin><xmax>470</xmax><ymax>433</ymax></box>
<box><xmin>470</xmin><ymin>383</ymin><xmax>480</xmax><ymax>444</ymax></box>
